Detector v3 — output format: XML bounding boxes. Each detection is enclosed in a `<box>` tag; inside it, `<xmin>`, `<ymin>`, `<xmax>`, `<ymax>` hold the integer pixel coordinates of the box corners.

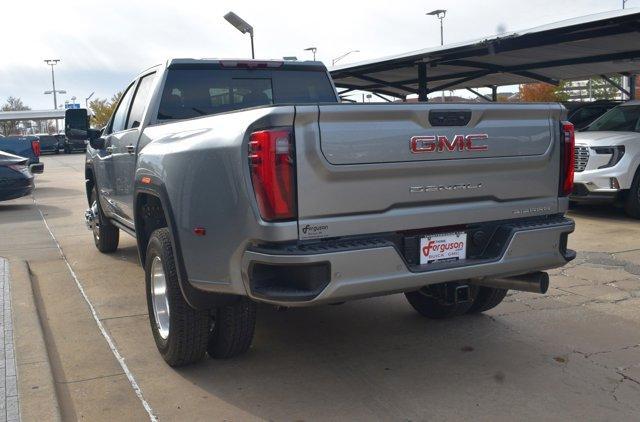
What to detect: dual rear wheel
<box><xmin>145</xmin><ymin>228</ymin><xmax>256</xmax><ymax>366</ymax></box>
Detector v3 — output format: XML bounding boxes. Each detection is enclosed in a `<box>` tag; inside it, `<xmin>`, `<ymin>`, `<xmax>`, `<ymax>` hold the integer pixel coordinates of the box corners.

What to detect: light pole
<box><xmin>44</xmin><ymin>59</ymin><xmax>66</xmax><ymax>132</ymax></box>
<box><xmin>85</xmin><ymin>92</ymin><xmax>95</xmax><ymax>108</ymax></box>
<box><xmin>623</xmin><ymin>0</ymin><xmax>629</xmax><ymax>8</ymax></box>
<box><xmin>44</xmin><ymin>59</ymin><xmax>66</xmax><ymax>110</ymax></box>
<box><xmin>224</xmin><ymin>12</ymin><xmax>255</xmax><ymax>59</ymax></box>
<box><xmin>427</xmin><ymin>10</ymin><xmax>447</xmax><ymax>102</ymax></box>
<box><xmin>427</xmin><ymin>9</ymin><xmax>446</xmax><ymax>45</ymax></box>
<box><xmin>304</xmin><ymin>47</ymin><xmax>317</xmax><ymax>61</ymax></box>
<box><xmin>332</xmin><ymin>50</ymin><xmax>359</xmax><ymax>66</ymax></box>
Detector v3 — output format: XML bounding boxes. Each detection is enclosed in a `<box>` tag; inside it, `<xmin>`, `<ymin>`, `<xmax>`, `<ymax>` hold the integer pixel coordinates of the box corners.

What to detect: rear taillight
<box><xmin>31</xmin><ymin>139</ymin><xmax>41</xmax><ymax>157</ymax></box>
<box><xmin>560</xmin><ymin>121</ymin><xmax>575</xmax><ymax>196</ymax></box>
<box><xmin>248</xmin><ymin>128</ymin><xmax>296</xmax><ymax>221</ymax></box>
<box><xmin>8</xmin><ymin>163</ymin><xmax>29</xmax><ymax>174</ymax></box>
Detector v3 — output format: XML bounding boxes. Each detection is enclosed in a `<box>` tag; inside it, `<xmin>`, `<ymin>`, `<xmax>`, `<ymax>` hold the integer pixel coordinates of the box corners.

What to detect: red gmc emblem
<box><xmin>410</xmin><ymin>134</ymin><xmax>489</xmax><ymax>153</ymax></box>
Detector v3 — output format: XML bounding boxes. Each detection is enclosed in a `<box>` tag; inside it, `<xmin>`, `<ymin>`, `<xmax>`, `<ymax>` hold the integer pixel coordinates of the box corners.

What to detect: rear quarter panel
<box><xmin>137</xmin><ymin>106</ymin><xmax>298</xmax><ymax>292</ymax></box>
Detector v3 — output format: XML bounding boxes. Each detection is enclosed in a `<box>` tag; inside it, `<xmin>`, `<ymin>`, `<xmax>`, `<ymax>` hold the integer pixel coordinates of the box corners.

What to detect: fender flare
<box><xmin>134</xmin><ymin>180</ymin><xmax>237</xmax><ymax>310</ymax></box>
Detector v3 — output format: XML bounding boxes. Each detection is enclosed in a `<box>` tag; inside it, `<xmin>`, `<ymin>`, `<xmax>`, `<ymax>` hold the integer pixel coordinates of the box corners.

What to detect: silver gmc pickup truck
<box><xmin>65</xmin><ymin>59</ymin><xmax>576</xmax><ymax>366</ymax></box>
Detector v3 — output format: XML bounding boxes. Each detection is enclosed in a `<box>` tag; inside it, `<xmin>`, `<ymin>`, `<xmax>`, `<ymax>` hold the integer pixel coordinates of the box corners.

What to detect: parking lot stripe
<box><xmin>33</xmin><ymin>199</ymin><xmax>158</xmax><ymax>422</ymax></box>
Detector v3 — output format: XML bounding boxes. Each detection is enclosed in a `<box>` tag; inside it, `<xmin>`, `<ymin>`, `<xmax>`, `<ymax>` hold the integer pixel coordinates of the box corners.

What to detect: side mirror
<box><xmin>65</xmin><ymin>109</ymin><xmax>89</xmax><ymax>140</ymax></box>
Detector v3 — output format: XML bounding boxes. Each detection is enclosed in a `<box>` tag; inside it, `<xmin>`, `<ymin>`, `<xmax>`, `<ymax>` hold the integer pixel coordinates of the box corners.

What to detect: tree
<box><xmin>0</xmin><ymin>96</ymin><xmax>31</xmax><ymax>135</ymax></box>
<box><xmin>588</xmin><ymin>76</ymin><xmax>623</xmax><ymax>100</ymax></box>
<box><xmin>519</xmin><ymin>83</ymin><xmax>568</xmax><ymax>102</ymax></box>
<box><xmin>88</xmin><ymin>91</ymin><xmax>123</xmax><ymax>128</ymax></box>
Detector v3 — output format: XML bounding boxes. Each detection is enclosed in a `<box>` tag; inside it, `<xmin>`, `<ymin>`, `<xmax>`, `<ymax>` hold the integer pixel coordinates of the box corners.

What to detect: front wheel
<box><xmin>90</xmin><ymin>187</ymin><xmax>119</xmax><ymax>253</ymax></box>
<box><xmin>624</xmin><ymin>170</ymin><xmax>640</xmax><ymax>218</ymax></box>
<box><xmin>146</xmin><ymin>228</ymin><xmax>210</xmax><ymax>366</ymax></box>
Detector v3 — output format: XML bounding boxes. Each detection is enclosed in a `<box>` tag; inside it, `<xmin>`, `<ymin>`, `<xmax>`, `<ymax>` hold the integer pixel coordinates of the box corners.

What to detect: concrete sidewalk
<box><xmin>0</xmin><ymin>259</ymin><xmax>19</xmax><ymax>422</ymax></box>
<box><xmin>0</xmin><ymin>170</ymin><xmax>148</xmax><ymax>421</ymax></box>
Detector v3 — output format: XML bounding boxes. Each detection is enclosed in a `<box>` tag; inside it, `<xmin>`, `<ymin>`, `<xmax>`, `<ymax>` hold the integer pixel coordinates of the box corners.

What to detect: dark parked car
<box><xmin>60</xmin><ymin>133</ymin><xmax>87</xmax><ymax>153</ymax></box>
<box><xmin>34</xmin><ymin>133</ymin><xmax>61</xmax><ymax>154</ymax></box>
<box><xmin>564</xmin><ymin>100</ymin><xmax>622</xmax><ymax>131</ymax></box>
<box><xmin>0</xmin><ymin>151</ymin><xmax>34</xmax><ymax>201</ymax></box>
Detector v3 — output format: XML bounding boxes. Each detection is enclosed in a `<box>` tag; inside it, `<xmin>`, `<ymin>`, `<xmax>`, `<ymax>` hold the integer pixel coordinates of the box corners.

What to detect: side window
<box><xmin>127</xmin><ymin>73</ymin><xmax>156</xmax><ymax>129</ymax></box>
<box><xmin>109</xmin><ymin>84</ymin><xmax>135</xmax><ymax>134</ymax></box>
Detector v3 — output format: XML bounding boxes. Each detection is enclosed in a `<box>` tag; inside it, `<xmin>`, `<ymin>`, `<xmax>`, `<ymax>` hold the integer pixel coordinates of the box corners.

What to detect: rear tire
<box><xmin>146</xmin><ymin>228</ymin><xmax>210</xmax><ymax>366</ymax></box>
<box><xmin>90</xmin><ymin>187</ymin><xmax>119</xmax><ymax>253</ymax></box>
<box><xmin>466</xmin><ymin>287</ymin><xmax>508</xmax><ymax>314</ymax></box>
<box><xmin>405</xmin><ymin>282</ymin><xmax>476</xmax><ymax>319</ymax></box>
<box><xmin>624</xmin><ymin>169</ymin><xmax>640</xmax><ymax>218</ymax></box>
<box><xmin>207</xmin><ymin>298</ymin><xmax>256</xmax><ymax>359</ymax></box>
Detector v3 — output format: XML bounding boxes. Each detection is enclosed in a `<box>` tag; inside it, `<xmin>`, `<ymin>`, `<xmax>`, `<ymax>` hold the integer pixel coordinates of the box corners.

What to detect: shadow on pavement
<box><xmin>568</xmin><ymin>202</ymin><xmax>633</xmax><ymax>221</ymax></box>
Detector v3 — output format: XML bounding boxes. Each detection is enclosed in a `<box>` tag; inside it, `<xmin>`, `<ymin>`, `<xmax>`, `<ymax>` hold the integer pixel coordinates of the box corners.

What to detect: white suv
<box><xmin>572</xmin><ymin>101</ymin><xmax>640</xmax><ymax>218</ymax></box>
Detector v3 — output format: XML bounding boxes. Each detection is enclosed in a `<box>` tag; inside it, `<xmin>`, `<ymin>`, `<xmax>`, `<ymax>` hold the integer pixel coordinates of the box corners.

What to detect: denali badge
<box><xmin>410</xmin><ymin>183</ymin><xmax>483</xmax><ymax>193</ymax></box>
<box><xmin>512</xmin><ymin>206</ymin><xmax>551</xmax><ymax>215</ymax></box>
<box><xmin>410</xmin><ymin>134</ymin><xmax>489</xmax><ymax>153</ymax></box>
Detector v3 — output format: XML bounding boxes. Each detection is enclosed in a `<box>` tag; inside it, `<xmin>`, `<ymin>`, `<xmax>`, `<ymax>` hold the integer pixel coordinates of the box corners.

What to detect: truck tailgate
<box><xmin>294</xmin><ymin>103</ymin><xmax>564</xmax><ymax>240</ymax></box>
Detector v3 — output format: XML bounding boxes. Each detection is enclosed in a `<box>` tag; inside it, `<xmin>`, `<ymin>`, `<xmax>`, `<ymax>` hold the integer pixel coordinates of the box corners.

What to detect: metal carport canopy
<box><xmin>0</xmin><ymin>110</ymin><xmax>66</xmax><ymax>121</ymax></box>
<box><xmin>330</xmin><ymin>8</ymin><xmax>640</xmax><ymax>99</ymax></box>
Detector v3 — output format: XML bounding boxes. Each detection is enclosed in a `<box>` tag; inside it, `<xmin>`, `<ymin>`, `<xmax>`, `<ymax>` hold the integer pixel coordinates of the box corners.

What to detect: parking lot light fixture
<box><xmin>85</xmin><ymin>92</ymin><xmax>95</xmax><ymax>108</ymax></box>
<box><xmin>332</xmin><ymin>50</ymin><xmax>359</xmax><ymax>66</ymax></box>
<box><xmin>224</xmin><ymin>12</ymin><xmax>255</xmax><ymax>59</ymax></box>
<box><xmin>427</xmin><ymin>9</ymin><xmax>447</xmax><ymax>46</ymax></box>
<box><xmin>304</xmin><ymin>47</ymin><xmax>317</xmax><ymax>61</ymax></box>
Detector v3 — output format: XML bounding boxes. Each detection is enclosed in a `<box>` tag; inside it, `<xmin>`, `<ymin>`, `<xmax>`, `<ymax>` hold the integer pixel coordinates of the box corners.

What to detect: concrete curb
<box><xmin>10</xmin><ymin>260</ymin><xmax>61</xmax><ymax>422</ymax></box>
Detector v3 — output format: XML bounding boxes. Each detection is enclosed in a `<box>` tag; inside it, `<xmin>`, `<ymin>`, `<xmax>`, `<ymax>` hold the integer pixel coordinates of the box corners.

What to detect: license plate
<box><xmin>419</xmin><ymin>231</ymin><xmax>467</xmax><ymax>265</ymax></box>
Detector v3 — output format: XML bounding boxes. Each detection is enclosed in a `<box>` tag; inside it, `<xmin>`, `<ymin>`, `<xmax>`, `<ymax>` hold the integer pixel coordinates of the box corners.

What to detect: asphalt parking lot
<box><xmin>1</xmin><ymin>153</ymin><xmax>640</xmax><ymax>421</ymax></box>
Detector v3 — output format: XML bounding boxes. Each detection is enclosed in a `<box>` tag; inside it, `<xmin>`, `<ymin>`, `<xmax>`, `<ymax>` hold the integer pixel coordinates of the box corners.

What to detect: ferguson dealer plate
<box><xmin>419</xmin><ymin>232</ymin><xmax>467</xmax><ymax>265</ymax></box>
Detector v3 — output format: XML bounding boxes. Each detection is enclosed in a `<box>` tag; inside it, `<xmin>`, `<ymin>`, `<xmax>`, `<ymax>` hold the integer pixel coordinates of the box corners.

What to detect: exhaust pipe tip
<box><xmin>471</xmin><ymin>271</ymin><xmax>550</xmax><ymax>294</ymax></box>
<box><xmin>538</xmin><ymin>273</ymin><xmax>549</xmax><ymax>294</ymax></box>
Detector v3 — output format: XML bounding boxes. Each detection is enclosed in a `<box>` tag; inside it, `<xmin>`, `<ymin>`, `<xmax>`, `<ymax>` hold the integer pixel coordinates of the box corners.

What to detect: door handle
<box><xmin>105</xmin><ymin>146</ymin><xmax>115</xmax><ymax>153</ymax></box>
<box><xmin>126</xmin><ymin>145</ymin><xmax>135</xmax><ymax>154</ymax></box>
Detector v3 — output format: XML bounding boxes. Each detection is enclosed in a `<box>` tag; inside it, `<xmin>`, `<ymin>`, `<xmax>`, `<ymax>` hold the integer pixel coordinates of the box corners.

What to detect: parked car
<box><xmin>564</xmin><ymin>100</ymin><xmax>621</xmax><ymax>131</ymax></box>
<box><xmin>572</xmin><ymin>101</ymin><xmax>640</xmax><ymax>217</ymax></box>
<box><xmin>0</xmin><ymin>151</ymin><xmax>34</xmax><ymax>201</ymax></box>
<box><xmin>33</xmin><ymin>133</ymin><xmax>61</xmax><ymax>154</ymax></box>
<box><xmin>60</xmin><ymin>132</ymin><xmax>87</xmax><ymax>153</ymax></box>
<box><xmin>0</xmin><ymin>135</ymin><xmax>44</xmax><ymax>173</ymax></box>
<box><xmin>66</xmin><ymin>58</ymin><xmax>575</xmax><ymax>367</ymax></box>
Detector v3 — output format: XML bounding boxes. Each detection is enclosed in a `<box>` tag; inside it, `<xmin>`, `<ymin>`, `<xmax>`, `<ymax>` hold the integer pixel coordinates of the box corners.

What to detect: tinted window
<box><xmin>586</xmin><ymin>105</ymin><xmax>640</xmax><ymax>132</ymax></box>
<box><xmin>158</xmin><ymin>66</ymin><xmax>336</xmax><ymax>120</ymax></box>
<box><xmin>127</xmin><ymin>73</ymin><xmax>156</xmax><ymax>129</ymax></box>
<box><xmin>110</xmin><ymin>84</ymin><xmax>135</xmax><ymax>133</ymax></box>
<box><xmin>570</xmin><ymin>107</ymin><xmax>607</xmax><ymax>128</ymax></box>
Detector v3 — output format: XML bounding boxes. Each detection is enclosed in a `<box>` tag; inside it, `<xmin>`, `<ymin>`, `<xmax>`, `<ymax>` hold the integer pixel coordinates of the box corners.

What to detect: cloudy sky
<box><xmin>0</xmin><ymin>0</ymin><xmax>633</xmax><ymax>109</ymax></box>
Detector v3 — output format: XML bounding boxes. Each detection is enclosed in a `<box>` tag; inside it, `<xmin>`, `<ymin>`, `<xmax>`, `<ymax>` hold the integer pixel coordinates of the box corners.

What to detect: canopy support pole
<box><xmin>491</xmin><ymin>86</ymin><xmax>498</xmax><ymax>102</ymax></box>
<box><xmin>630</xmin><ymin>75</ymin><xmax>637</xmax><ymax>100</ymax></box>
<box><xmin>418</xmin><ymin>63</ymin><xmax>428</xmax><ymax>102</ymax></box>
<box><xmin>466</xmin><ymin>87</ymin><xmax>492</xmax><ymax>102</ymax></box>
<box><xmin>601</xmin><ymin>74</ymin><xmax>630</xmax><ymax>97</ymax></box>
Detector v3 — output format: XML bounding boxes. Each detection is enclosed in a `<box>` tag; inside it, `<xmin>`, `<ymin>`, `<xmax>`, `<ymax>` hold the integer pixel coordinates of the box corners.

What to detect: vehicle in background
<box><xmin>0</xmin><ymin>135</ymin><xmax>44</xmax><ymax>173</ymax></box>
<box><xmin>66</xmin><ymin>58</ymin><xmax>575</xmax><ymax>367</ymax></box>
<box><xmin>34</xmin><ymin>133</ymin><xmax>61</xmax><ymax>154</ymax></box>
<box><xmin>61</xmin><ymin>132</ymin><xmax>87</xmax><ymax>153</ymax></box>
<box><xmin>0</xmin><ymin>151</ymin><xmax>34</xmax><ymax>201</ymax></box>
<box><xmin>572</xmin><ymin>101</ymin><xmax>640</xmax><ymax>217</ymax></box>
<box><xmin>564</xmin><ymin>100</ymin><xmax>622</xmax><ymax>131</ymax></box>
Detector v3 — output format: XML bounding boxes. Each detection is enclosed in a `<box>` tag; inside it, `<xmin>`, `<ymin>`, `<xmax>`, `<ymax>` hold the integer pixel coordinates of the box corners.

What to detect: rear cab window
<box><xmin>157</xmin><ymin>62</ymin><xmax>338</xmax><ymax>121</ymax></box>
